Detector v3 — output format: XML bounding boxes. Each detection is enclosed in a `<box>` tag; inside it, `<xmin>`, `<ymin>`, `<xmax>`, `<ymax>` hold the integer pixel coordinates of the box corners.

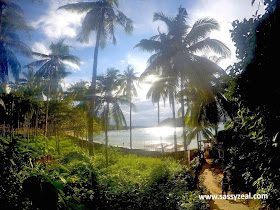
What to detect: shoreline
<box><xmin>67</xmin><ymin>135</ymin><xmax>199</xmax><ymax>161</ymax></box>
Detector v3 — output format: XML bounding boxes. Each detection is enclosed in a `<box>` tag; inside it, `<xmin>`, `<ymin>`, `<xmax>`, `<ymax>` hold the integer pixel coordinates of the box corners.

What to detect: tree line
<box><xmin>1</xmin><ymin>0</ymin><xmax>233</xmax><ymax>164</ymax></box>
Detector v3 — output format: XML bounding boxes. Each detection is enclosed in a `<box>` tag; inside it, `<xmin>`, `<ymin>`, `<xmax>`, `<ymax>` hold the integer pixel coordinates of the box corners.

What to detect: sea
<box><xmin>93</xmin><ymin>127</ymin><xmax>199</xmax><ymax>152</ymax></box>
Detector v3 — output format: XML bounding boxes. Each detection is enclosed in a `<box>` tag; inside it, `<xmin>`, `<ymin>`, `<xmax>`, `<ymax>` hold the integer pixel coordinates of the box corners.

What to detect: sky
<box><xmin>18</xmin><ymin>0</ymin><xmax>265</xmax><ymax>127</ymax></box>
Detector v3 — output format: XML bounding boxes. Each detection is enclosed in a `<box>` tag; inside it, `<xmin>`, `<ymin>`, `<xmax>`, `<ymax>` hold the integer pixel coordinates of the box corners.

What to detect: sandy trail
<box><xmin>199</xmin><ymin>159</ymin><xmax>251</xmax><ymax>210</ymax></box>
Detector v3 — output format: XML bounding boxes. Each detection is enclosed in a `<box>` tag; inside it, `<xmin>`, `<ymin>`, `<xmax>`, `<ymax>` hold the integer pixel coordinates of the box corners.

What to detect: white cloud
<box><xmin>31</xmin><ymin>10</ymin><xmax>82</xmax><ymax>40</ymax></box>
<box><xmin>31</xmin><ymin>0</ymin><xmax>95</xmax><ymax>48</ymax></box>
<box><xmin>118</xmin><ymin>0</ymin><xmax>167</xmax><ymax>36</ymax></box>
<box><xmin>32</xmin><ymin>42</ymin><xmax>50</xmax><ymax>54</ymax></box>
<box><xmin>126</xmin><ymin>53</ymin><xmax>147</xmax><ymax>74</ymax></box>
<box><xmin>120</xmin><ymin>59</ymin><xmax>125</xmax><ymax>65</ymax></box>
<box><xmin>63</xmin><ymin>60</ymin><xmax>81</xmax><ymax>72</ymax></box>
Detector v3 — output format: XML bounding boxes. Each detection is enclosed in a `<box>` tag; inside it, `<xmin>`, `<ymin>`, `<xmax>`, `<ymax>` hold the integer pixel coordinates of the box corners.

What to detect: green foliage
<box><xmin>219</xmin><ymin>106</ymin><xmax>280</xmax><ymax>208</ymax></box>
<box><xmin>222</xmin><ymin>2</ymin><xmax>280</xmax><ymax>208</ymax></box>
<box><xmin>0</xmin><ymin>136</ymin><xmax>207</xmax><ymax>209</ymax></box>
<box><xmin>179</xmin><ymin>191</ymin><xmax>208</xmax><ymax>210</ymax></box>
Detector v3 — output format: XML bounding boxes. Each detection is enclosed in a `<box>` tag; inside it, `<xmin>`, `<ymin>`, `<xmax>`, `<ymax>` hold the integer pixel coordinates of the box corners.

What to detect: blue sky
<box><xmin>18</xmin><ymin>0</ymin><xmax>264</xmax><ymax>126</ymax></box>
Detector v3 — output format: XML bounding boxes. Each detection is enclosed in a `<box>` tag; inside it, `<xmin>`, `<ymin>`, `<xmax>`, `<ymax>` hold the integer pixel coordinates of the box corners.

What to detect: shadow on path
<box><xmin>199</xmin><ymin>159</ymin><xmax>251</xmax><ymax>210</ymax></box>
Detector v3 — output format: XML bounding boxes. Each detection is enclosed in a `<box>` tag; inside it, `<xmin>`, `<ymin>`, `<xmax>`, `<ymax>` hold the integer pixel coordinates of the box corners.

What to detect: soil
<box><xmin>199</xmin><ymin>159</ymin><xmax>256</xmax><ymax>210</ymax></box>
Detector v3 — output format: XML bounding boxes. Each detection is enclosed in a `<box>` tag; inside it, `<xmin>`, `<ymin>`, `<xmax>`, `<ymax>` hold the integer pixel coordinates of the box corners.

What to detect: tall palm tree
<box><xmin>95</xmin><ymin>68</ymin><xmax>131</xmax><ymax>166</ymax></box>
<box><xmin>0</xmin><ymin>0</ymin><xmax>32</xmax><ymax>84</ymax></box>
<box><xmin>136</xmin><ymin>32</ymin><xmax>180</xmax><ymax>152</ymax></box>
<box><xmin>146</xmin><ymin>76</ymin><xmax>168</xmax><ymax>124</ymax></box>
<box><xmin>146</xmin><ymin>74</ymin><xmax>178</xmax><ymax>152</ymax></box>
<box><xmin>120</xmin><ymin>65</ymin><xmax>138</xmax><ymax>149</ymax></box>
<box><xmin>146</xmin><ymin>76</ymin><xmax>169</xmax><ymax>152</ymax></box>
<box><xmin>26</xmin><ymin>40</ymin><xmax>81</xmax><ymax>137</ymax></box>
<box><xmin>136</xmin><ymin>7</ymin><xmax>230</xmax><ymax>161</ymax></box>
<box><xmin>58</xmin><ymin>0</ymin><xmax>133</xmax><ymax>156</ymax></box>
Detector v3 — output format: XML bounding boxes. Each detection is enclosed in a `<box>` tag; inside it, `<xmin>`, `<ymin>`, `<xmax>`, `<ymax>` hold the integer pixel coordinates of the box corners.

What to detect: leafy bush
<box><xmin>220</xmin><ymin>107</ymin><xmax>280</xmax><ymax>208</ymax></box>
<box><xmin>0</xmin><ymin>137</ymin><xmax>208</xmax><ymax>209</ymax></box>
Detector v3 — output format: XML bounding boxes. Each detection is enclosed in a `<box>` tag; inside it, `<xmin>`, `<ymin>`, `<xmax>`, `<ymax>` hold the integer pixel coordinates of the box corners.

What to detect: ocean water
<box><xmin>93</xmin><ymin>127</ymin><xmax>199</xmax><ymax>152</ymax></box>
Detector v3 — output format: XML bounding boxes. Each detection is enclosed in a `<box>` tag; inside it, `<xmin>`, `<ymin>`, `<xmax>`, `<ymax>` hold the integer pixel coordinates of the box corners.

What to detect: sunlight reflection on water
<box><xmin>93</xmin><ymin>127</ymin><xmax>198</xmax><ymax>152</ymax></box>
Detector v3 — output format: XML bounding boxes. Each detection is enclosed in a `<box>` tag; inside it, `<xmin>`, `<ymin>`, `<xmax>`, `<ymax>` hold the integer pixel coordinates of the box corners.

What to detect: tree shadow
<box><xmin>209</xmin><ymin>199</ymin><xmax>221</xmax><ymax>210</ymax></box>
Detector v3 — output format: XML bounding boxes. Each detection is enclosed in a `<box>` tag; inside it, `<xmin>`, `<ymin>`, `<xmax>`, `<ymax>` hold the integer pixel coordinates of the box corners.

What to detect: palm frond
<box><xmin>111</xmin><ymin>102</ymin><xmax>127</xmax><ymax>129</ymax></box>
<box><xmin>32</xmin><ymin>52</ymin><xmax>50</xmax><ymax>59</ymax></box>
<box><xmin>185</xmin><ymin>128</ymin><xmax>198</xmax><ymax>145</ymax></box>
<box><xmin>185</xmin><ymin>17</ymin><xmax>220</xmax><ymax>45</ymax></box>
<box><xmin>25</xmin><ymin>59</ymin><xmax>49</xmax><ymax>68</ymax></box>
<box><xmin>107</xmin><ymin>0</ymin><xmax>119</xmax><ymax>7</ymax></box>
<box><xmin>188</xmin><ymin>38</ymin><xmax>231</xmax><ymax>58</ymax></box>
<box><xmin>6</xmin><ymin>49</ymin><xmax>21</xmax><ymax>81</ymax></box>
<box><xmin>192</xmin><ymin>55</ymin><xmax>228</xmax><ymax>77</ymax></box>
<box><xmin>116</xmin><ymin>10</ymin><xmax>133</xmax><ymax>35</ymax></box>
<box><xmin>77</xmin><ymin>8</ymin><xmax>100</xmax><ymax>43</ymax></box>
<box><xmin>57</xmin><ymin>2</ymin><xmax>97</xmax><ymax>14</ymax></box>
<box><xmin>134</xmin><ymin>39</ymin><xmax>162</xmax><ymax>52</ymax></box>
<box><xmin>153</xmin><ymin>12</ymin><xmax>175</xmax><ymax>31</ymax></box>
<box><xmin>6</xmin><ymin>1</ymin><xmax>25</xmax><ymax>17</ymax></box>
<box><xmin>4</xmin><ymin>39</ymin><xmax>32</xmax><ymax>57</ymax></box>
<box><xmin>60</xmin><ymin>55</ymin><xmax>81</xmax><ymax>65</ymax></box>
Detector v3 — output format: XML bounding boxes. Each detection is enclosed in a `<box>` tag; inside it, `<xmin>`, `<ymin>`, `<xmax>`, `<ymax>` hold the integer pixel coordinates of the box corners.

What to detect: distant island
<box><xmin>158</xmin><ymin>118</ymin><xmax>183</xmax><ymax>127</ymax></box>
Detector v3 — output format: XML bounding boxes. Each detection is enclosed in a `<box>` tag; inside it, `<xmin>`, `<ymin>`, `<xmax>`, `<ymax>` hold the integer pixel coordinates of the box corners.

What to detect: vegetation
<box><xmin>136</xmin><ymin>7</ymin><xmax>231</xmax><ymax>157</ymax></box>
<box><xmin>120</xmin><ymin>65</ymin><xmax>138</xmax><ymax>149</ymax></box>
<box><xmin>58</xmin><ymin>0</ymin><xmax>133</xmax><ymax>156</ymax></box>
<box><xmin>0</xmin><ymin>136</ymin><xmax>208</xmax><ymax>209</ymax></box>
<box><xmin>1</xmin><ymin>0</ymin><xmax>280</xmax><ymax>209</ymax></box>
<box><xmin>216</xmin><ymin>0</ymin><xmax>280</xmax><ymax>208</ymax></box>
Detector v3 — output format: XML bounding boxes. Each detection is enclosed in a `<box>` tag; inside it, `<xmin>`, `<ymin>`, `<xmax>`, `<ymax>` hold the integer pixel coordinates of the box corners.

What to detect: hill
<box><xmin>158</xmin><ymin>118</ymin><xmax>183</xmax><ymax>127</ymax></box>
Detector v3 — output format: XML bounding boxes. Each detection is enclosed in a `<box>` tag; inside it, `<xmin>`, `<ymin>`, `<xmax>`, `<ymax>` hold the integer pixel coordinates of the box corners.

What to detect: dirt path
<box><xmin>199</xmin><ymin>159</ymin><xmax>251</xmax><ymax>210</ymax></box>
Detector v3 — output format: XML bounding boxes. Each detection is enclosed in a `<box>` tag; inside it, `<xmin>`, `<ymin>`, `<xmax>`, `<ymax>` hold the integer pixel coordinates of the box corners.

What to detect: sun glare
<box><xmin>136</xmin><ymin>75</ymin><xmax>159</xmax><ymax>100</ymax></box>
<box><xmin>153</xmin><ymin>126</ymin><xmax>175</xmax><ymax>138</ymax></box>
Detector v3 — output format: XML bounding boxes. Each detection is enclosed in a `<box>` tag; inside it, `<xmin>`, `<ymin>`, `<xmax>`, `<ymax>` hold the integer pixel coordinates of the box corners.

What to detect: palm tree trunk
<box><xmin>35</xmin><ymin>108</ymin><xmax>39</xmax><ymax>137</ymax></box>
<box><xmin>88</xmin><ymin>9</ymin><xmax>105</xmax><ymax>156</ymax></box>
<box><xmin>170</xmin><ymin>92</ymin><xmax>177</xmax><ymax>152</ymax></box>
<box><xmin>17</xmin><ymin>113</ymin><xmax>20</xmax><ymax>135</ymax></box>
<box><xmin>158</xmin><ymin>101</ymin><xmax>160</xmax><ymax>125</ymax></box>
<box><xmin>57</xmin><ymin>130</ymin><xmax>60</xmax><ymax>155</ymax></box>
<box><xmin>27</xmin><ymin>113</ymin><xmax>30</xmax><ymax>142</ymax></box>
<box><xmin>44</xmin><ymin>72</ymin><xmax>52</xmax><ymax>138</ymax></box>
<box><xmin>23</xmin><ymin>116</ymin><xmax>27</xmax><ymax>140</ymax></box>
<box><xmin>3</xmin><ymin>121</ymin><xmax>5</xmax><ymax>138</ymax></box>
<box><xmin>180</xmin><ymin>76</ymin><xmax>188</xmax><ymax>163</ymax></box>
<box><xmin>129</xmin><ymin>97</ymin><xmax>132</xmax><ymax>149</ymax></box>
<box><xmin>105</xmin><ymin>102</ymin><xmax>109</xmax><ymax>167</ymax></box>
<box><xmin>158</xmin><ymin>101</ymin><xmax>164</xmax><ymax>153</ymax></box>
<box><xmin>197</xmin><ymin>129</ymin><xmax>200</xmax><ymax>152</ymax></box>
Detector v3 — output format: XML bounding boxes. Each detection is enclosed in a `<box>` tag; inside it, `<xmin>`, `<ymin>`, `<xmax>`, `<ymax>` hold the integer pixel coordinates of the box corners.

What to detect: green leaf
<box><xmin>10</xmin><ymin>159</ymin><xmax>16</xmax><ymax>166</ymax></box>
<box><xmin>273</xmin><ymin>132</ymin><xmax>279</xmax><ymax>142</ymax></box>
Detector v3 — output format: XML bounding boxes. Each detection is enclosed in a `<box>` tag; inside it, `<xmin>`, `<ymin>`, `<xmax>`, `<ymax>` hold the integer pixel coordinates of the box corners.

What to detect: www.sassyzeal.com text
<box><xmin>199</xmin><ymin>193</ymin><xmax>268</xmax><ymax>201</ymax></box>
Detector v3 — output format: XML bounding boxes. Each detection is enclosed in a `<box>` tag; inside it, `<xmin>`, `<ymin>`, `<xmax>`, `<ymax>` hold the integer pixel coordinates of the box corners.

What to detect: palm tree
<box><xmin>95</xmin><ymin>68</ymin><xmax>131</xmax><ymax>166</ymax></box>
<box><xmin>136</xmin><ymin>7</ymin><xmax>230</xmax><ymax>161</ymax></box>
<box><xmin>58</xmin><ymin>0</ymin><xmax>133</xmax><ymax>156</ymax></box>
<box><xmin>26</xmin><ymin>40</ymin><xmax>81</xmax><ymax>137</ymax></box>
<box><xmin>146</xmin><ymin>76</ymin><xmax>169</xmax><ymax>152</ymax></box>
<box><xmin>146</xmin><ymin>77</ymin><xmax>168</xmax><ymax>124</ymax></box>
<box><xmin>0</xmin><ymin>0</ymin><xmax>32</xmax><ymax>85</ymax></box>
<box><xmin>120</xmin><ymin>65</ymin><xmax>138</xmax><ymax>149</ymax></box>
<box><xmin>146</xmin><ymin>75</ymin><xmax>179</xmax><ymax>152</ymax></box>
<box><xmin>136</xmin><ymin>32</ymin><xmax>180</xmax><ymax>152</ymax></box>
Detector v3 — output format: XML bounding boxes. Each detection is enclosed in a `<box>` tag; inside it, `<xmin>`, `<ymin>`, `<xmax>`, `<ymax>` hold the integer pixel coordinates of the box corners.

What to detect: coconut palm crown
<box><xmin>119</xmin><ymin>65</ymin><xmax>138</xmax><ymax>149</ymax></box>
<box><xmin>136</xmin><ymin>6</ymin><xmax>230</xmax><ymax>158</ymax></box>
<box><xmin>58</xmin><ymin>0</ymin><xmax>133</xmax><ymax>155</ymax></box>
<box><xmin>0</xmin><ymin>0</ymin><xmax>32</xmax><ymax>84</ymax></box>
